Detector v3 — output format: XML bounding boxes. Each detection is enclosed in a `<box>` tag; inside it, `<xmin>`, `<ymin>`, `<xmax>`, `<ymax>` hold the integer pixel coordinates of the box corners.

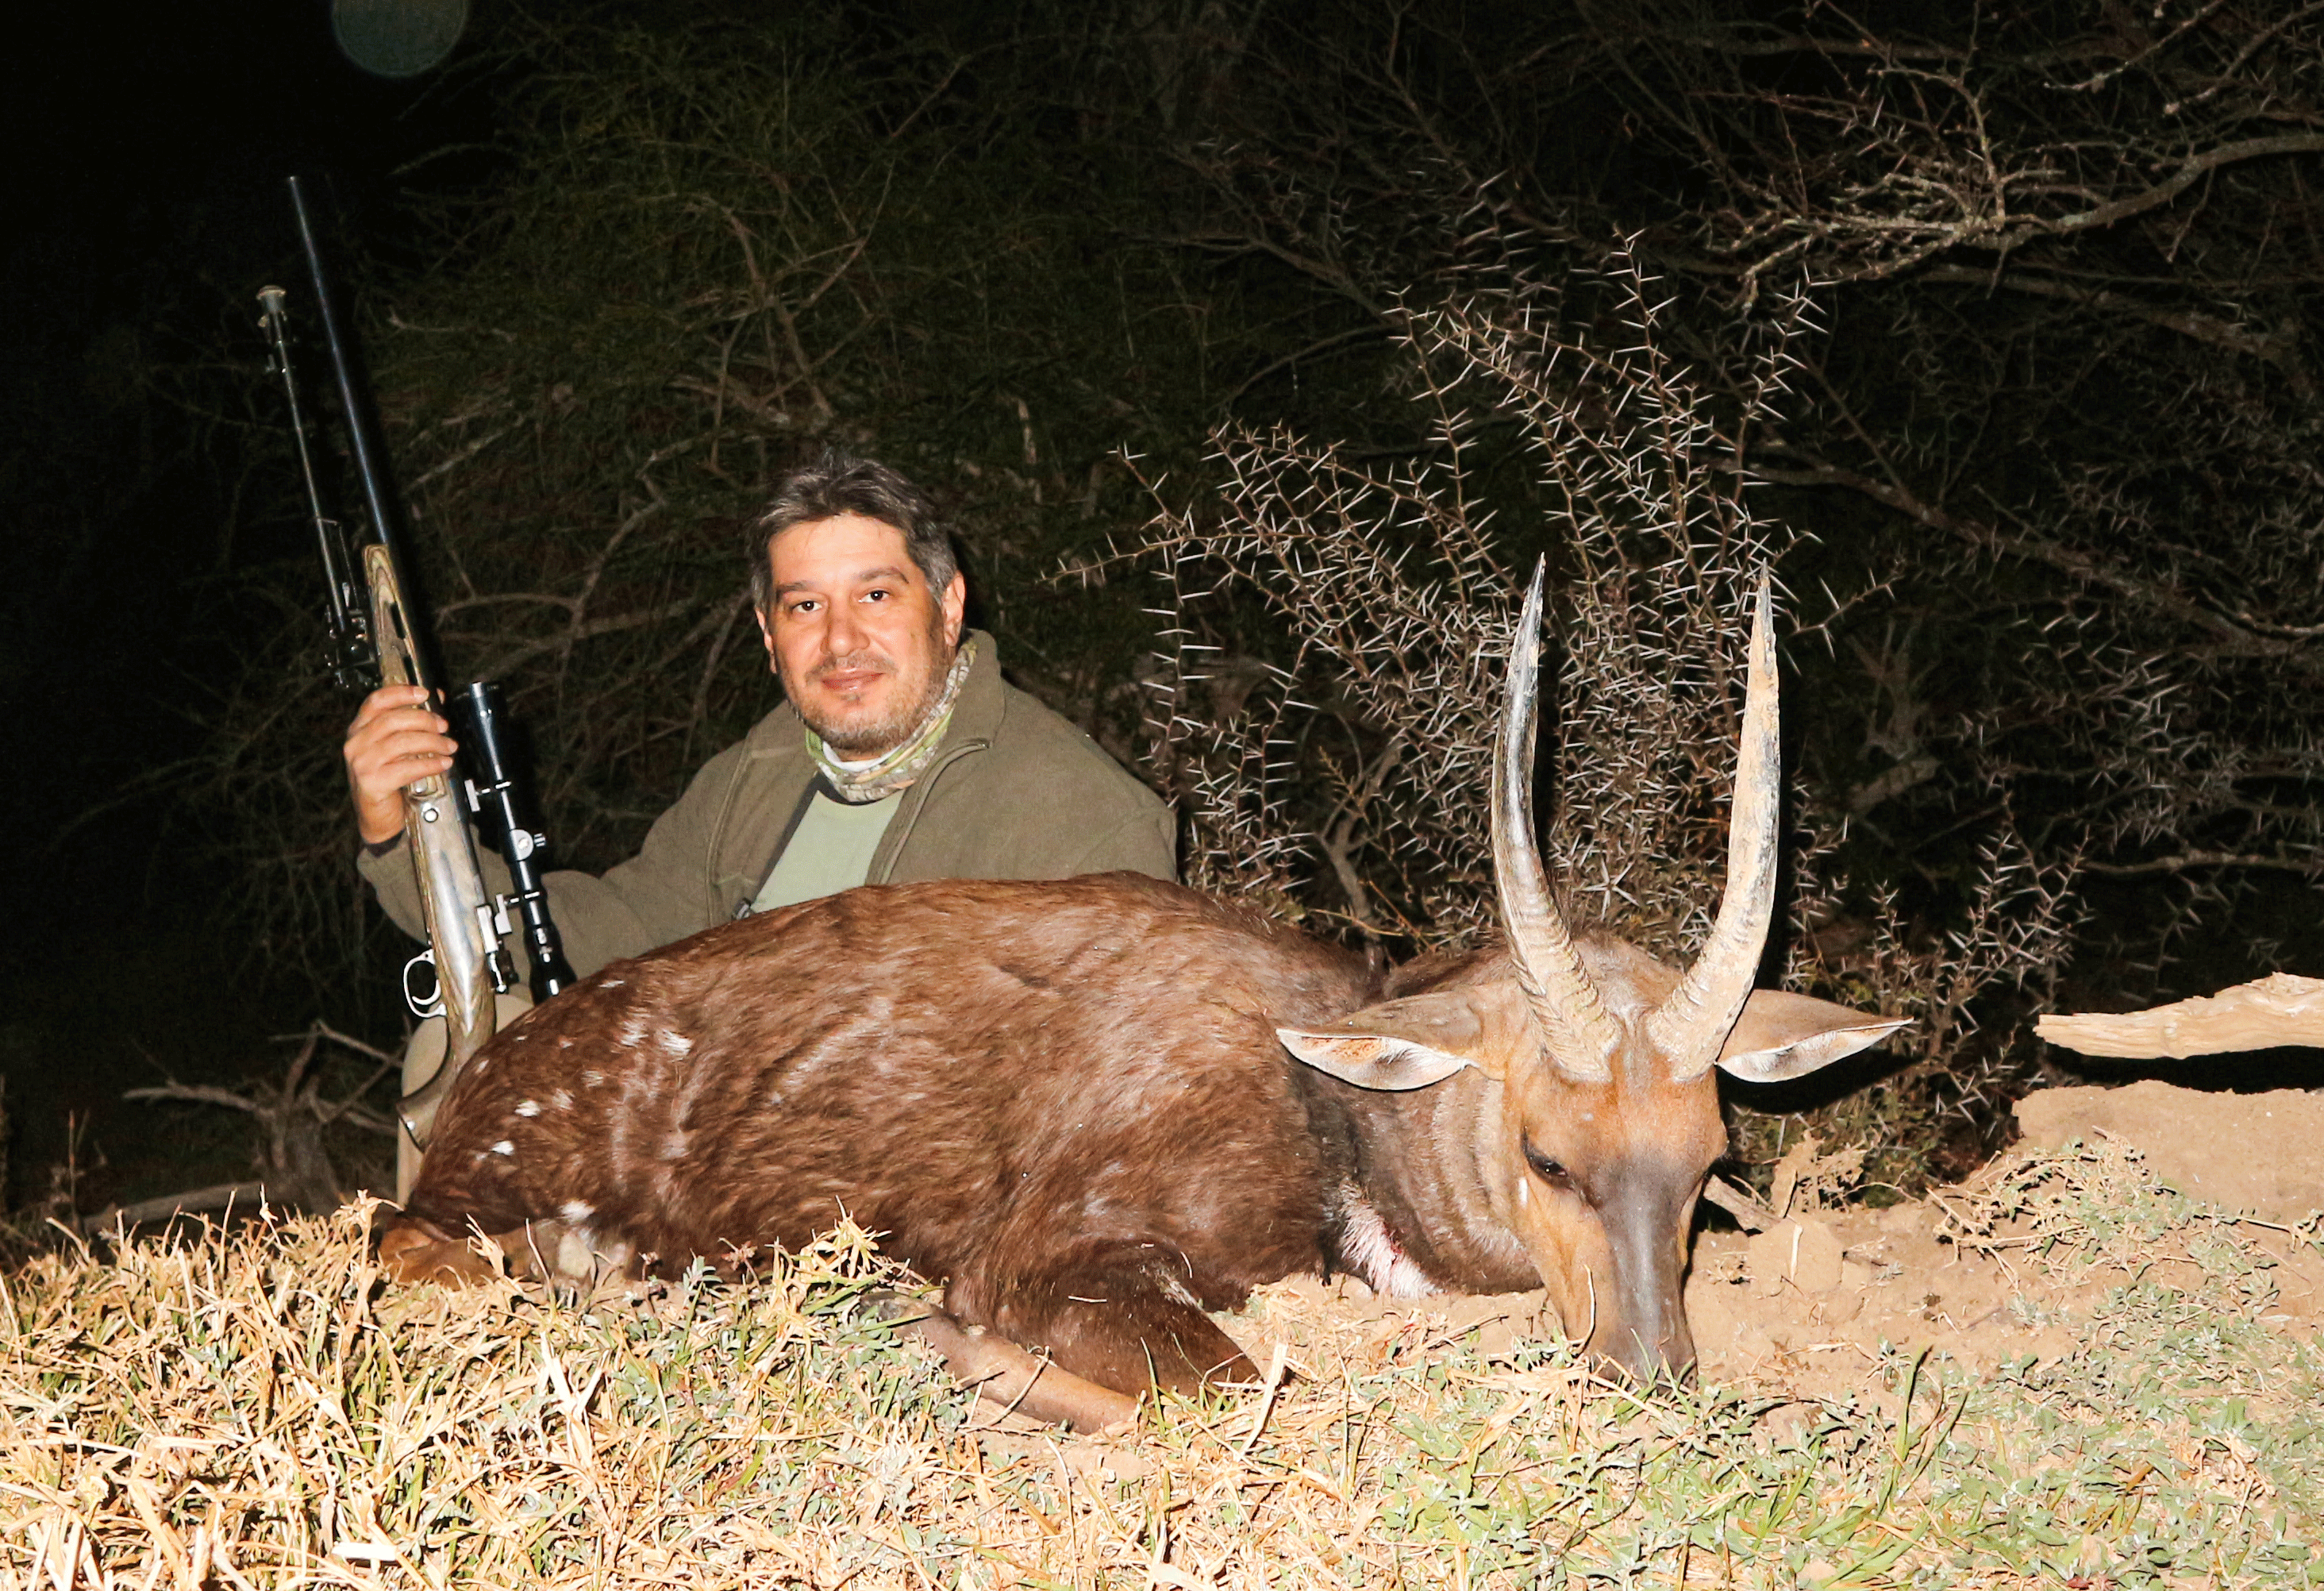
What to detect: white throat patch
<box><xmin>1337</xmin><ymin>1193</ymin><xmax>1440</xmax><ymax>1299</ymax></box>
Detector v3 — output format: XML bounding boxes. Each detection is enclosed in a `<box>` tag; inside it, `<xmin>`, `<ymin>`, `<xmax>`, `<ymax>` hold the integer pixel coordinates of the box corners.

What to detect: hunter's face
<box><xmin>757</xmin><ymin>513</ymin><xmax>967</xmax><ymax>757</ymax></box>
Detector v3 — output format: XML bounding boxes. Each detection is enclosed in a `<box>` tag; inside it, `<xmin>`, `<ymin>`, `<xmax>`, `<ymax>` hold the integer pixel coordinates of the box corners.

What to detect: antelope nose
<box><xmin>1593</xmin><ymin>1323</ymin><xmax>1696</xmax><ymax>1386</ymax></box>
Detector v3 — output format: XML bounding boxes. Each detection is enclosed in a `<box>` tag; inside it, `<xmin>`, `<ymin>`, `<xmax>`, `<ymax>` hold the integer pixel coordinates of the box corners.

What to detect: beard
<box><xmin>788</xmin><ymin>620</ymin><xmax>956</xmax><ymax>756</ymax></box>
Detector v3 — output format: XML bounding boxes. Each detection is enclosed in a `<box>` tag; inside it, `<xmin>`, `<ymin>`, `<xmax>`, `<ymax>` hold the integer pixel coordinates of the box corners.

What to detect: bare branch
<box><xmin>1750</xmin><ymin>453</ymin><xmax>2324</xmax><ymax>676</ymax></box>
<box><xmin>76</xmin><ymin>1182</ymin><xmax>272</xmax><ymax>1238</ymax></box>
<box><xmin>2081</xmin><ymin>850</ymin><xmax>2323</xmax><ymax>878</ymax></box>
<box><xmin>1916</xmin><ymin>264</ymin><xmax>2306</xmax><ymax>382</ymax></box>
<box><xmin>122</xmin><ymin>1082</ymin><xmax>264</xmax><ymax>1114</ymax></box>
<box><xmin>475</xmin><ymin>598</ymin><xmax>702</xmax><ymax>680</ymax></box>
<box><xmin>1701</xmin><ymin>1174</ymin><xmax>1777</xmax><ymax>1231</ymax></box>
<box><xmin>1989</xmin><ymin>134</ymin><xmax>2324</xmax><ymax>248</ymax></box>
<box><xmin>2039</xmin><ymin>973</ymin><xmax>2324</xmax><ymax>1057</ymax></box>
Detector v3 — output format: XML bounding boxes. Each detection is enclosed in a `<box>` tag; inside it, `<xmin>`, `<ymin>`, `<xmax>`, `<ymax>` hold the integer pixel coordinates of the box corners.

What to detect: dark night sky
<box><xmin>2</xmin><ymin>2</ymin><xmax>491</xmax><ymax>955</ymax></box>
<box><xmin>0</xmin><ymin>2</ymin><xmax>509</xmax><ymax>1198</ymax></box>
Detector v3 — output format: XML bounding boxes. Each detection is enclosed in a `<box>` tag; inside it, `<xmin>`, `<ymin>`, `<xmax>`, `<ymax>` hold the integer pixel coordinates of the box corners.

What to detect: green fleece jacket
<box><xmin>356</xmin><ymin>631</ymin><xmax>1176</xmax><ymax>978</ymax></box>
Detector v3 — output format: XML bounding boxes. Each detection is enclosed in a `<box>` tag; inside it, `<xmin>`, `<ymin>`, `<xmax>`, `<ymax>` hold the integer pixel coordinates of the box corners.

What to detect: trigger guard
<box><xmin>402</xmin><ymin>950</ymin><xmax>444</xmax><ymax>1019</ymax></box>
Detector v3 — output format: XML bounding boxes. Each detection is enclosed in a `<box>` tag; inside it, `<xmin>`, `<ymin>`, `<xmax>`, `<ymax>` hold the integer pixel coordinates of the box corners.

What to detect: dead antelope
<box><xmin>379</xmin><ymin>569</ymin><xmax>1903</xmax><ymax>1429</ymax></box>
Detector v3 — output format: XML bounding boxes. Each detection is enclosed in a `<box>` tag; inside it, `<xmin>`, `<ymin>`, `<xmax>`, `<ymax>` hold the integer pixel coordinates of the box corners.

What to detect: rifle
<box><xmin>258</xmin><ymin>174</ymin><xmax>575</xmax><ymax>1153</ymax></box>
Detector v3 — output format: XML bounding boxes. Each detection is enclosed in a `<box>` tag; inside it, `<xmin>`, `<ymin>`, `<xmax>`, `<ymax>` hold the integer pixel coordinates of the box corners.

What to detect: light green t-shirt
<box><xmin>751</xmin><ymin>788</ymin><xmax>903</xmax><ymax>914</ymax></box>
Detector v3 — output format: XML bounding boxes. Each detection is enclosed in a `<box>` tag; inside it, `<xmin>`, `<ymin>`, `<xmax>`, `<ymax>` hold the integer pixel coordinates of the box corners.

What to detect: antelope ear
<box><xmin>1278</xmin><ymin>992</ymin><xmax>1493</xmax><ymax>1091</ymax></box>
<box><xmin>1714</xmin><ymin>991</ymin><xmax>1908</xmax><ymax>1084</ymax></box>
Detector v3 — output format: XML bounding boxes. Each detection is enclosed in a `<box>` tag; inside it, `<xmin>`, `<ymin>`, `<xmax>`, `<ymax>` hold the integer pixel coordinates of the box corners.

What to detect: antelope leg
<box><xmin>861</xmin><ymin>1290</ymin><xmax>1141</xmax><ymax>1435</ymax></box>
<box><xmin>376</xmin><ymin>1214</ymin><xmax>505</xmax><ymax>1285</ymax></box>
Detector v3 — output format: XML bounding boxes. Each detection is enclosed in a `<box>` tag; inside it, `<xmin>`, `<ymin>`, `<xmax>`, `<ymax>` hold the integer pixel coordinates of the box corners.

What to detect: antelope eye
<box><xmin>1522</xmin><ymin>1137</ymin><xmax>1569</xmax><ymax>1184</ymax></box>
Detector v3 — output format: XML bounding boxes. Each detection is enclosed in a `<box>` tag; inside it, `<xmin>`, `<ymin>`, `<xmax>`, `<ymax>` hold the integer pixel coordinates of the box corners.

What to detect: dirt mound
<box><xmin>2015</xmin><ymin>1080</ymin><xmax>2324</xmax><ymax>1223</ymax></box>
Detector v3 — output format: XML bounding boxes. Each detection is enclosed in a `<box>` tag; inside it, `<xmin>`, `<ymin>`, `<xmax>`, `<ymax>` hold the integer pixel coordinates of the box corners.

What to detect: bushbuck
<box><xmin>379</xmin><ymin>569</ymin><xmax>1903</xmax><ymax>1430</ymax></box>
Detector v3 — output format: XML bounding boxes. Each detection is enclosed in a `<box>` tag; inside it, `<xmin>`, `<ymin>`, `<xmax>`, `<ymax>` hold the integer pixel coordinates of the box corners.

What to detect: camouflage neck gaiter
<box><xmin>804</xmin><ymin>638</ymin><xmax>977</xmax><ymax>804</ymax></box>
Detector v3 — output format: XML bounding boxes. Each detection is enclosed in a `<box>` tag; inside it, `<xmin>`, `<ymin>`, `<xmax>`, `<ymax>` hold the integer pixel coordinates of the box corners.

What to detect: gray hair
<box><xmin>748</xmin><ymin>450</ymin><xmax>960</xmax><ymax>611</ymax></box>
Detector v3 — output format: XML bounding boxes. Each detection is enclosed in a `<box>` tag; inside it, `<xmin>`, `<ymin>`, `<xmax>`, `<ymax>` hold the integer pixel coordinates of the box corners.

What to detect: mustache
<box><xmin>808</xmin><ymin>649</ymin><xmax>894</xmax><ymax>686</ymax></box>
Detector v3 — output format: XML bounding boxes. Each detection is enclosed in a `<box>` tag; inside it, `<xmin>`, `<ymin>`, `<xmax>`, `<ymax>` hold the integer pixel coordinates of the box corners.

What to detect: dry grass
<box><xmin>4</xmin><ymin>1140</ymin><xmax>2319</xmax><ymax>1588</ymax></box>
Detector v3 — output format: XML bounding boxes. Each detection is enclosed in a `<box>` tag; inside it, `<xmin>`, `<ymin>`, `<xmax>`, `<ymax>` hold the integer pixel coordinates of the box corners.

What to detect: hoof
<box><xmin>376</xmin><ymin>1215</ymin><xmax>503</xmax><ymax>1285</ymax></box>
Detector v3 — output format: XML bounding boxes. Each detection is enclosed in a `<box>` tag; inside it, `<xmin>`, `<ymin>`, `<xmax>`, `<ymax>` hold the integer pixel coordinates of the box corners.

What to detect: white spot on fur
<box><xmin>583</xmin><ymin>1070</ymin><xmax>606</xmax><ymax>1088</ymax></box>
<box><xmin>660</xmin><ymin>1131</ymin><xmax>687</xmax><ymax>1161</ymax></box>
<box><xmin>551</xmin><ymin>1090</ymin><xmax>574</xmax><ymax>1111</ymax></box>
<box><xmin>1337</xmin><ymin>1194</ymin><xmax>1440</xmax><ymax>1298</ymax></box>
<box><xmin>659</xmin><ymin>1030</ymin><xmax>693</xmax><ymax>1056</ymax></box>
<box><xmin>560</xmin><ymin>1200</ymin><xmax>595</xmax><ymax>1223</ymax></box>
<box><xmin>601</xmin><ymin>978</ymin><xmax>625</xmax><ymax>988</ymax></box>
<box><xmin>558</xmin><ymin>1037</ymin><xmax>573</xmax><ymax>1049</ymax></box>
<box><xmin>618</xmin><ymin>1016</ymin><xmax>646</xmax><ymax>1048</ymax></box>
<box><xmin>491</xmin><ymin>1140</ymin><xmax>514</xmax><ymax>1157</ymax></box>
<box><xmin>515</xmin><ymin>1100</ymin><xmax>540</xmax><ymax>1117</ymax></box>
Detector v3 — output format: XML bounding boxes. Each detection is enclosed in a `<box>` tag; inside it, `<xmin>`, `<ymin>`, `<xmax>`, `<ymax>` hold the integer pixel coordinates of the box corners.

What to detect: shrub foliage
<box><xmin>183</xmin><ymin>2</ymin><xmax>2324</xmax><ymax>1187</ymax></box>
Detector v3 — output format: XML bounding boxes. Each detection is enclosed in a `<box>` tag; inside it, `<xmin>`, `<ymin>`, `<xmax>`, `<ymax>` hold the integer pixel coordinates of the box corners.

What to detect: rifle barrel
<box><xmin>287</xmin><ymin>174</ymin><xmax>440</xmax><ymax>695</ymax></box>
<box><xmin>258</xmin><ymin>284</ymin><xmax>372</xmax><ymax>691</ymax></box>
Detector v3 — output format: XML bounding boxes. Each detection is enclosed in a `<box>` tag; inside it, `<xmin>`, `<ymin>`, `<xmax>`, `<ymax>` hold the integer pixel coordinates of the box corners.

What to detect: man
<box><xmin>347</xmin><ymin>451</ymin><xmax>1175</xmax><ymax>1192</ymax></box>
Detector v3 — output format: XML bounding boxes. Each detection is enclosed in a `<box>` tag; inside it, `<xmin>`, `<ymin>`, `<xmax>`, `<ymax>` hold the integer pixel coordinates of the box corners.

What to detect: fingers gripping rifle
<box><xmin>259</xmin><ymin>175</ymin><xmax>575</xmax><ymax>1153</ymax></box>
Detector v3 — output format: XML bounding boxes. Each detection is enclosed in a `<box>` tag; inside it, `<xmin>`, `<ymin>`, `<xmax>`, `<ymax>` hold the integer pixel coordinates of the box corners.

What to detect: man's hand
<box><xmin>345</xmin><ymin>684</ymin><xmax>458</xmax><ymax>846</ymax></box>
